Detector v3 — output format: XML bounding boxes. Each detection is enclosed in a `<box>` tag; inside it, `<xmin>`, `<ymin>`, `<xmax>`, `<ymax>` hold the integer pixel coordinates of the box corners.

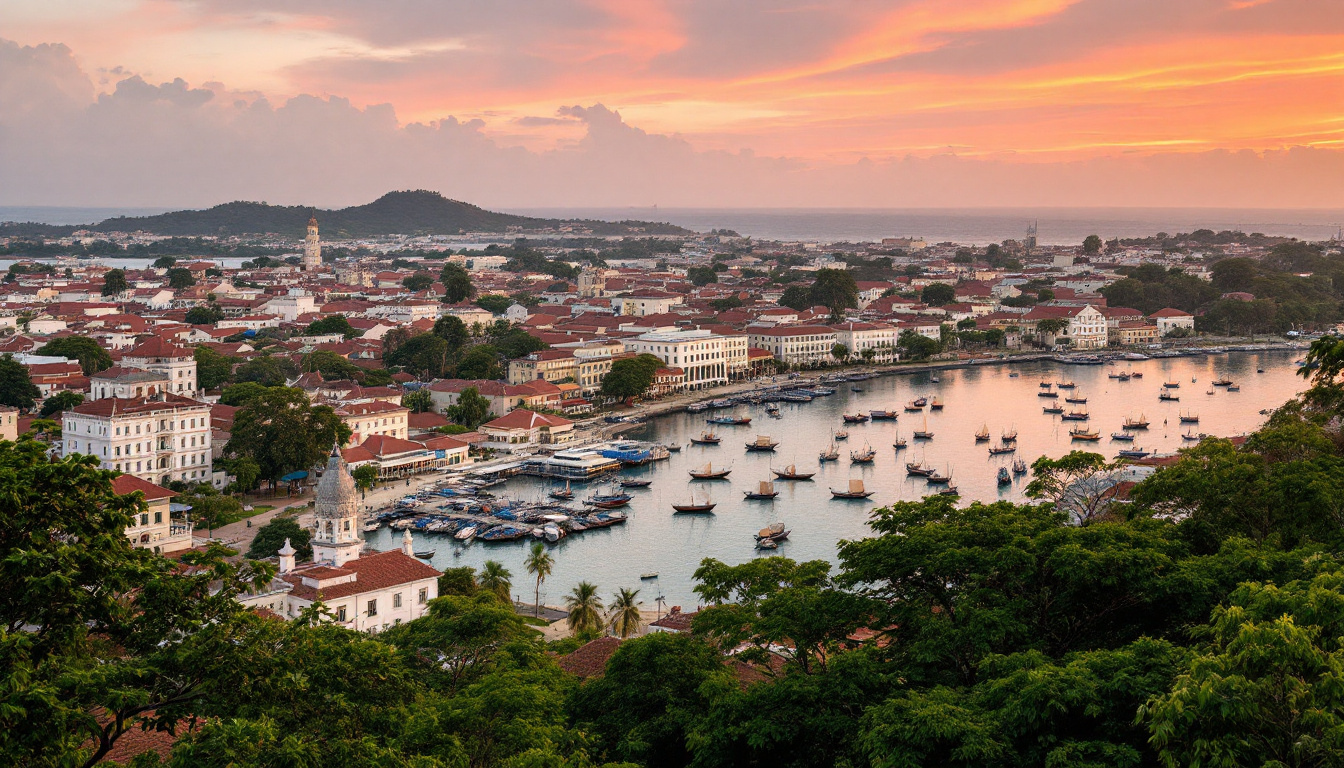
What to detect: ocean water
<box><xmin>510</xmin><ymin>206</ymin><xmax>1344</xmax><ymax>245</ymax></box>
<box><xmin>369</xmin><ymin>350</ymin><xmax>1305</xmax><ymax>607</ymax></box>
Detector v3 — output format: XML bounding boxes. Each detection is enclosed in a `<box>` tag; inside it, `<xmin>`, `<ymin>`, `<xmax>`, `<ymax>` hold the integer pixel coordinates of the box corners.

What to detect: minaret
<box><xmin>303</xmin><ymin>216</ymin><xmax>322</xmax><ymax>269</ymax></box>
<box><xmin>310</xmin><ymin>444</ymin><xmax>362</xmax><ymax>567</ymax></box>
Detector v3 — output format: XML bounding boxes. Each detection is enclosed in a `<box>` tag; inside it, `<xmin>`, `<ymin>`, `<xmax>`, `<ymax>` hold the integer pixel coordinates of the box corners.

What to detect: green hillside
<box><xmin>1</xmin><ymin>190</ymin><xmax>692</xmax><ymax>238</ymax></box>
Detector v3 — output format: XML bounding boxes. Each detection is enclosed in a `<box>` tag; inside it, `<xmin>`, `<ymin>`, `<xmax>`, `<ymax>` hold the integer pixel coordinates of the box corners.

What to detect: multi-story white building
<box><xmin>830</xmin><ymin>322</ymin><xmax>897</xmax><ymax>363</ymax></box>
<box><xmin>121</xmin><ymin>338</ymin><xmax>198</xmax><ymax>397</ymax></box>
<box><xmin>624</xmin><ymin>329</ymin><xmax>734</xmax><ymax>390</ymax></box>
<box><xmin>63</xmin><ymin>395</ymin><xmax>216</xmax><ymax>486</ymax></box>
<box><xmin>747</xmin><ymin>326</ymin><xmax>840</xmax><ymax>366</ymax></box>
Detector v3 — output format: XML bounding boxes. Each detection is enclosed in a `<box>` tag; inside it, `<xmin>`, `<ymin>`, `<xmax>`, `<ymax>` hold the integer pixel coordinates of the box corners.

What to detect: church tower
<box><xmin>303</xmin><ymin>216</ymin><xmax>322</xmax><ymax>269</ymax></box>
<box><xmin>311</xmin><ymin>445</ymin><xmax>362</xmax><ymax>567</ymax></box>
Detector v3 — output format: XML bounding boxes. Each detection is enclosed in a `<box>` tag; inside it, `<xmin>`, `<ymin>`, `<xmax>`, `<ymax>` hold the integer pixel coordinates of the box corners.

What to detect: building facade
<box><xmin>624</xmin><ymin>329</ymin><xmax>734</xmax><ymax>390</ymax></box>
<box><xmin>303</xmin><ymin>217</ymin><xmax>322</xmax><ymax>269</ymax></box>
<box><xmin>747</xmin><ymin>326</ymin><xmax>840</xmax><ymax>366</ymax></box>
<box><xmin>63</xmin><ymin>395</ymin><xmax>216</xmax><ymax>486</ymax></box>
<box><xmin>122</xmin><ymin>338</ymin><xmax>198</xmax><ymax>398</ymax></box>
<box><xmin>113</xmin><ymin>474</ymin><xmax>194</xmax><ymax>554</ymax></box>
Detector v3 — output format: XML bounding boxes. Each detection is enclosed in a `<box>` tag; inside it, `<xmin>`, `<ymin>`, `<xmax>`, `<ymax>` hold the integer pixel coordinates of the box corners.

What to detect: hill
<box><xmin>0</xmin><ymin>190</ymin><xmax>692</xmax><ymax>238</ymax></box>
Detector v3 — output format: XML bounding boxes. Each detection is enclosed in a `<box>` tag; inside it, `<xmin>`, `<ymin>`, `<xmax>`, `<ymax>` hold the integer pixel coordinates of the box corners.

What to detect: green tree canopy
<box><xmin>440</xmin><ymin>262</ymin><xmax>476</xmax><ymax>303</ymax></box>
<box><xmin>38</xmin><ymin>390</ymin><xmax>83</xmax><ymax>417</ymax></box>
<box><xmin>167</xmin><ymin>267</ymin><xmax>196</xmax><ymax>289</ymax></box>
<box><xmin>921</xmin><ymin>282</ymin><xmax>956</xmax><ymax>306</ymax></box>
<box><xmin>184</xmin><ymin>305</ymin><xmax>223</xmax><ymax>325</ymax></box>
<box><xmin>304</xmin><ymin>314</ymin><xmax>359</xmax><ymax>339</ymax></box>
<box><xmin>193</xmin><ymin>345</ymin><xmax>237</xmax><ymax>391</ymax></box>
<box><xmin>101</xmin><ymin>268</ymin><xmax>128</xmax><ymax>296</ymax></box>
<box><xmin>300</xmin><ymin>349</ymin><xmax>364</xmax><ymax>381</ymax></box>
<box><xmin>246</xmin><ymin>516</ymin><xmax>312</xmax><ymax>560</ymax></box>
<box><xmin>456</xmin><ymin>344</ymin><xmax>503</xmax><ymax>380</ymax></box>
<box><xmin>810</xmin><ymin>268</ymin><xmax>859</xmax><ymax>311</ymax></box>
<box><xmin>476</xmin><ymin>293</ymin><xmax>512</xmax><ymax>314</ymax></box>
<box><xmin>687</xmin><ymin>265</ymin><xmax>718</xmax><ymax>286</ymax></box>
<box><xmin>779</xmin><ymin>284</ymin><xmax>812</xmax><ymax>311</ymax></box>
<box><xmin>600</xmin><ymin>353</ymin><xmax>664</xmax><ymax>401</ymax></box>
<box><xmin>224</xmin><ymin>387</ymin><xmax>351</xmax><ymax>487</ymax></box>
<box><xmin>447</xmin><ymin>386</ymin><xmax>492</xmax><ymax>428</ymax></box>
<box><xmin>402</xmin><ymin>271</ymin><xmax>434</xmax><ymax>292</ymax></box>
<box><xmin>36</xmin><ymin>336</ymin><xmax>113</xmax><ymax>376</ymax></box>
<box><xmin>232</xmin><ymin>355</ymin><xmax>299</xmax><ymax>387</ymax></box>
<box><xmin>402</xmin><ymin>388</ymin><xmax>434</xmax><ymax>413</ymax></box>
<box><xmin>386</xmin><ymin>333</ymin><xmax>448</xmax><ymax>379</ymax></box>
<box><xmin>1082</xmin><ymin>234</ymin><xmax>1103</xmax><ymax>254</ymax></box>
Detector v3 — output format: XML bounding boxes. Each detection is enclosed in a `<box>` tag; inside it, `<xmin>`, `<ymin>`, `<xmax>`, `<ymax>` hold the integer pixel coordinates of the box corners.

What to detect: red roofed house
<box><xmin>334</xmin><ymin>400</ymin><xmax>410</xmax><ymax>446</ymax></box>
<box><xmin>478</xmin><ymin>409</ymin><xmax>575</xmax><ymax>450</ymax></box>
<box><xmin>1149</xmin><ymin>308</ymin><xmax>1196</xmax><ymax>336</ymax></box>
<box><xmin>122</xmin><ymin>337</ymin><xmax>198</xmax><ymax>398</ymax></box>
<box><xmin>112</xmin><ymin>474</ymin><xmax>194</xmax><ymax>554</ymax></box>
<box><xmin>238</xmin><ymin>448</ymin><xmax>440</xmax><ymax>632</ymax></box>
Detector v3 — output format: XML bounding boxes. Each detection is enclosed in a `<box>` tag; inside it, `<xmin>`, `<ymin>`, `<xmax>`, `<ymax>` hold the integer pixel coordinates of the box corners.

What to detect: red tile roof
<box><xmin>111</xmin><ymin>474</ymin><xmax>178</xmax><ymax>501</ymax></box>
<box><xmin>557</xmin><ymin>636</ymin><xmax>622</xmax><ymax>678</ymax></box>
<box><xmin>281</xmin><ymin>550</ymin><xmax>440</xmax><ymax>601</ymax></box>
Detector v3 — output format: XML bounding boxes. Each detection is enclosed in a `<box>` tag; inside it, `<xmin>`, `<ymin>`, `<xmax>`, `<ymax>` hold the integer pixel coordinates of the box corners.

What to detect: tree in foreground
<box><xmin>38</xmin><ymin>390</ymin><xmax>83</xmax><ymax>417</ymax></box>
<box><xmin>0</xmin><ymin>355</ymin><xmax>40</xmax><ymax>411</ymax></box>
<box><xmin>100</xmin><ymin>268</ymin><xmax>128</xmax><ymax>296</ymax></box>
<box><xmin>440</xmin><ymin>262</ymin><xmax>476</xmax><ymax>303</ymax></box>
<box><xmin>447</xmin><ymin>386</ymin><xmax>492</xmax><ymax>428</ymax></box>
<box><xmin>193</xmin><ymin>345</ymin><xmax>237</xmax><ymax>390</ymax></box>
<box><xmin>525</xmin><ymin>541</ymin><xmax>554</xmax><ymax>617</ymax></box>
<box><xmin>565</xmin><ymin>581</ymin><xmax>605</xmax><ymax>635</ymax></box>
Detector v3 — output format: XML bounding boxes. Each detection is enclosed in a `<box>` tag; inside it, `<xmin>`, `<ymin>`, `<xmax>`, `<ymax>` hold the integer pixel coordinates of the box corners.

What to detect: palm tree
<box><xmin>525</xmin><ymin>542</ymin><xmax>553</xmax><ymax>617</ymax></box>
<box><xmin>564</xmin><ymin>581</ymin><xmax>604</xmax><ymax>635</ymax></box>
<box><xmin>479</xmin><ymin>560</ymin><xmax>512</xmax><ymax>603</ymax></box>
<box><xmin>608</xmin><ymin>587</ymin><xmax>643</xmax><ymax>638</ymax></box>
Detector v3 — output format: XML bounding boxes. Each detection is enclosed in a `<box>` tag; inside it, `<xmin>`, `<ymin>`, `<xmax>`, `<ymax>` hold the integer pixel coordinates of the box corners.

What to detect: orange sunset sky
<box><xmin>2</xmin><ymin>0</ymin><xmax>1342</xmax><ymax>208</ymax></box>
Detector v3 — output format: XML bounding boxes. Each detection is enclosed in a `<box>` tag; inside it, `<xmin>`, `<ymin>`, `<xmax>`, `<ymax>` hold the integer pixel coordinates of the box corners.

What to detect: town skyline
<box><xmin>3</xmin><ymin>0</ymin><xmax>1343</xmax><ymax>209</ymax></box>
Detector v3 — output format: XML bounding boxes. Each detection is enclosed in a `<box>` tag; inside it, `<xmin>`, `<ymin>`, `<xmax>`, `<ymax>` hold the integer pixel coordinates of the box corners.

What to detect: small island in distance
<box><xmin>0</xmin><ymin>189</ymin><xmax>695</xmax><ymax>239</ymax></box>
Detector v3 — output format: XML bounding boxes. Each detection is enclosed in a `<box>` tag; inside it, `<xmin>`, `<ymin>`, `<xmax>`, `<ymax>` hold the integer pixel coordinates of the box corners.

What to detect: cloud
<box><xmin>1</xmin><ymin>37</ymin><xmax>1343</xmax><ymax>210</ymax></box>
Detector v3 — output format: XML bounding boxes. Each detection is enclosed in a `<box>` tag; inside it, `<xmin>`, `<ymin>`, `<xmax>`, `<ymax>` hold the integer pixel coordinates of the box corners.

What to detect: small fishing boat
<box><xmin>938</xmin><ymin>486</ymin><xmax>960</xmax><ymax>497</ymax></box>
<box><xmin>1039</xmin><ymin>381</ymin><xmax>1053</xmax><ymax>388</ymax></box>
<box><xmin>757</xmin><ymin>538</ymin><xmax>779</xmax><ymax>550</ymax></box>
<box><xmin>904</xmin><ymin>401</ymin><xmax>924</xmax><ymax>412</ymax></box>
<box><xmin>912</xmin><ymin>396</ymin><xmax>929</xmax><ymax>407</ymax></box>
<box><xmin>549</xmin><ymin>481</ymin><xmax>574</xmax><ymax>500</ymax></box>
<box><xmin>842</xmin><ymin>413</ymin><xmax>870</xmax><ymax>424</ymax></box>
<box><xmin>1038</xmin><ymin>390</ymin><xmax>1059</xmax><ymax>398</ymax></box>
<box><xmin>1163</xmin><ymin>381</ymin><xmax>1180</xmax><ymax>389</ymax></box>
<box><xmin>773</xmin><ymin>464</ymin><xmax>816</xmax><ymax>480</ymax></box>
<box><xmin>1001</xmin><ymin>427</ymin><xmax>1018</xmax><ymax>443</ymax></box>
<box><xmin>1124</xmin><ymin>415</ymin><xmax>1150</xmax><ymax>429</ymax></box>
<box><xmin>988</xmin><ymin>442</ymin><xmax>1016</xmax><ymax>455</ymax></box>
<box><xmin>974</xmin><ymin>424</ymin><xmax>991</xmax><ymax>442</ymax></box>
<box><xmin>892</xmin><ymin>434</ymin><xmax>907</xmax><ymax>450</ymax></box>
<box><xmin>1212</xmin><ymin>377</ymin><xmax>1232</xmax><ymax>386</ymax></box>
<box><xmin>1182</xmin><ymin>430</ymin><xmax>1201</xmax><ymax>441</ymax></box>
<box><xmin>673</xmin><ymin>495</ymin><xmax>717</xmax><ymax>513</ymax></box>
<box><xmin>997</xmin><ymin>467</ymin><xmax>1011</xmax><ymax>485</ymax></box>
<box><xmin>1117</xmin><ymin>448</ymin><xmax>1150</xmax><ymax>458</ymax></box>
<box><xmin>850</xmin><ymin>443</ymin><xmax>877</xmax><ymax>463</ymax></box>
<box><xmin>1227</xmin><ymin>383</ymin><xmax>1241</xmax><ymax>392</ymax></box>
<box><xmin>1206</xmin><ymin>388</ymin><xmax>1215</xmax><ymax>395</ymax></box>
<box><xmin>925</xmin><ymin>465</ymin><xmax>953</xmax><ymax>485</ymax></box>
<box><xmin>1179</xmin><ymin>411</ymin><xmax>1200</xmax><ymax>423</ymax></box>
<box><xmin>1130</xmin><ymin>371</ymin><xmax>1144</xmax><ymax>378</ymax></box>
<box><xmin>819</xmin><ymin>442</ymin><xmax>840</xmax><ymax>462</ymax></box>
<box><xmin>1012</xmin><ymin>457</ymin><xmax>1028</xmax><ymax>475</ymax></box>
<box><xmin>1069</xmin><ymin>427</ymin><xmax>1102</xmax><ymax>441</ymax></box>
<box><xmin>1057</xmin><ymin>381</ymin><xmax>1077</xmax><ymax>389</ymax></box>
<box><xmin>745</xmin><ymin>435</ymin><xmax>779</xmax><ymax>452</ymax></box>
<box><xmin>834</xmin><ymin>429</ymin><xmax>849</xmax><ymax>440</ymax></box>
<box><xmin>686</xmin><ymin>402</ymin><xmax>709</xmax><ymax>413</ymax></box>
<box><xmin>707</xmin><ymin>415</ymin><xmax>752</xmax><ymax>426</ymax></box>
<box><xmin>666</xmin><ymin>443</ymin><xmax>682</xmax><ymax>452</ymax></box>
<box><xmin>830</xmin><ymin>478</ymin><xmax>875</xmax><ymax>499</ymax></box>
<box><xmin>1110</xmin><ymin>432</ymin><xmax>1136</xmax><ymax>441</ymax></box>
<box><xmin>640</xmin><ymin>572</ymin><xmax>659</xmax><ymax>580</ymax></box>
<box><xmin>1008</xmin><ymin>371</ymin><xmax>1020</xmax><ymax>378</ymax></box>
<box><xmin>620</xmin><ymin>479</ymin><xmax>652</xmax><ymax>488</ymax></box>
<box><xmin>454</xmin><ymin>527</ymin><xmax>477</xmax><ymax>542</ymax></box>
<box><xmin>765</xmin><ymin>403</ymin><xmax>781</xmax><ymax>416</ymax></box>
<box><xmin>689</xmin><ymin>463</ymin><xmax>732</xmax><ymax>480</ymax></box>
<box><xmin>1159</xmin><ymin>391</ymin><xmax>1179</xmax><ymax>402</ymax></box>
<box><xmin>755</xmin><ymin>522</ymin><xmax>790</xmax><ymax>543</ymax></box>
<box><xmin>870</xmin><ymin>409</ymin><xmax>899</xmax><ymax>420</ymax></box>
<box><xmin>1065</xmin><ymin>394</ymin><xmax>1088</xmax><ymax>404</ymax></box>
<box><xmin>690</xmin><ymin>432</ymin><xmax>721</xmax><ymax>445</ymax></box>
<box><xmin>744</xmin><ymin>480</ymin><xmax>779</xmax><ymax>500</ymax></box>
<box><xmin>1043</xmin><ymin>405</ymin><xmax>1065</xmax><ymax>414</ymax></box>
<box><xmin>929</xmin><ymin>397</ymin><xmax>944</xmax><ymax>410</ymax></box>
<box><xmin>905</xmin><ymin>461</ymin><xmax>935</xmax><ymax>477</ymax></box>
<box><xmin>413</xmin><ymin>550</ymin><xmax>436</xmax><ymax>559</ymax></box>
<box><xmin>1061</xmin><ymin>409</ymin><xmax>1090</xmax><ymax>421</ymax></box>
<box><xmin>912</xmin><ymin>416</ymin><xmax>933</xmax><ymax>440</ymax></box>
<box><xmin>587</xmin><ymin>497</ymin><xmax>633</xmax><ymax>510</ymax></box>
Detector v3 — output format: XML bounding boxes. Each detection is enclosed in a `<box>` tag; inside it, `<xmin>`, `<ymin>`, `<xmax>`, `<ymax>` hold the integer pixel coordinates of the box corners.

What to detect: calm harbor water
<box><xmin>372</xmin><ymin>351</ymin><xmax>1305</xmax><ymax>607</ymax></box>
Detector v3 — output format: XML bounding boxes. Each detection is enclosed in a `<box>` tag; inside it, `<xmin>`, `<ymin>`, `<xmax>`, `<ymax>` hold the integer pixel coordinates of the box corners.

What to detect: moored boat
<box><xmin>975</xmin><ymin>424</ymin><xmax>991</xmax><ymax>442</ymax></box>
<box><xmin>620</xmin><ymin>479</ymin><xmax>652</xmax><ymax>488</ymax></box>
<box><xmin>672</xmin><ymin>495</ymin><xmax>717</xmax><ymax>513</ymax></box>
<box><xmin>1124</xmin><ymin>414</ymin><xmax>1150</xmax><ymax>429</ymax></box>
<box><xmin>870</xmin><ymin>409</ymin><xmax>899</xmax><ymax>420</ymax></box>
<box><xmin>849</xmin><ymin>442</ymin><xmax>877</xmax><ymax>463</ymax></box>
<box><xmin>690</xmin><ymin>432</ymin><xmax>721</xmax><ymax>445</ymax></box>
<box><xmin>842</xmin><ymin>413</ymin><xmax>870</xmax><ymax>423</ymax></box>
<box><xmin>830</xmin><ymin>479</ymin><xmax>875</xmax><ymax>499</ymax></box>
<box><xmin>1159</xmin><ymin>391</ymin><xmax>1179</xmax><ymax>402</ymax></box>
<box><xmin>1118</xmin><ymin>448</ymin><xmax>1150</xmax><ymax>458</ymax></box>
<box><xmin>689</xmin><ymin>463</ymin><xmax>732</xmax><ymax>480</ymax></box>
<box><xmin>772</xmin><ymin>463</ymin><xmax>816</xmax><ymax>480</ymax></box>
<box><xmin>707</xmin><ymin>415</ymin><xmax>751</xmax><ymax>426</ymax></box>
<box><xmin>1012</xmin><ymin>457</ymin><xmax>1028</xmax><ymax>474</ymax></box>
<box><xmin>905</xmin><ymin>461</ymin><xmax>934</xmax><ymax>477</ymax></box>
<box><xmin>1069</xmin><ymin>427</ymin><xmax>1102</xmax><ymax>441</ymax></box>
<box><xmin>744</xmin><ymin>480</ymin><xmax>779</xmax><ymax>500</ymax></box>
<box><xmin>1043</xmin><ymin>404</ymin><xmax>1064</xmax><ymax>414</ymax></box>
<box><xmin>1110</xmin><ymin>432</ymin><xmax>1135</xmax><ymax>441</ymax></box>
<box><xmin>988</xmin><ymin>442</ymin><xmax>1016</xmax><ymax>455</ymax></box>
<box><xmin>997</xmin><ymin>467</ymin><xmax>1011</xmax><ymax>485</ymax></box>
<box><xmin>755</xmin><ymin>522</ymin><xmax>790</xmax><ymax>543</ymax></box>
<box><xmin>745</xmin><ymin>435</ymin><xmax>779</xmax><ymax>452</ymax></box>
<box><xmin>929</xmin><ymin>397</ymin><xmax>944</xmax><ymax>410</ymax></box>
<box><xmin>1179</xmin><ymin>411</ymin><xmax>1200</xmax><ymax>423</ymax></box>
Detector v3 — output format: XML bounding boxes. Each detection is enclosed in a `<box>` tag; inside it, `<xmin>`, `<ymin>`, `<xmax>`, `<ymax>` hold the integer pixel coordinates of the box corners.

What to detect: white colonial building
<box><xmin>610</xmin><ymin>290</ymin><xmax>684</xmax><ymax>317</ymax></box>
<box><xmin>112</xmin><ymin>474</ymin><xmax>195</xmax><ymax>554</ymax></box>
<box><xmin>238</xmin><ymin>448</ymin><xmax>441</xmax><ymax>633</ymax></box>
<box><xmin>63</xmin><ymin>394</ymin><xmax>217</xmax><ymax>487</ymax></box>
<box><xmin>121</xmin><ymin>337</ymin><xmax>197</xmax><ymax>398</ymax></box>
<box><xmin>830</xmin><ymin>321</ymin><xmax>898</xmax><ymax>362</ymax></box>
<box><xmin>624</xmin><ymin>329</ymin><xmax>737</xmax><ymax>390</ymax></box>
<box><xmin>747</xmin><ymin>325</ymin><xmax>840</xmax><ymax>366</ymax></box>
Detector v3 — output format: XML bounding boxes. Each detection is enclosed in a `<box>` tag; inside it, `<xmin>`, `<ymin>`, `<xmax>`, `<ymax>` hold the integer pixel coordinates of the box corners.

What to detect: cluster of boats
<box><xmin>372</xmin><ymin>488</ymin><xmax>630</xmax><ymax>547</ymax></box>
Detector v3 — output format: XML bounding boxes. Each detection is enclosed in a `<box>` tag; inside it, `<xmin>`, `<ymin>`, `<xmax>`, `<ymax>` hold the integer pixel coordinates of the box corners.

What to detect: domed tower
<box><xmin>303</xmin><ymin>216</ymin><xmax>322</xmax><ymax>269</ymax></box>
<box><xmin>311</xmin><ymin>445</ymin><xmax>362</xmax><ymax>566</ymax></box>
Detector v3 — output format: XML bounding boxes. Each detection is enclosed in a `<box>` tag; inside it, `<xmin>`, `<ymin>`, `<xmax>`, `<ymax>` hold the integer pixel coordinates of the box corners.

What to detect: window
<box><xmin>418</xmin><ymin>587</ymin><xmax>428</xmax><ymax>604</ymax></box>
<box><xmin>140</xmin><ymin>513</ymin><xmax>148</xmax><ymax>526</ymax></box>
<box><xmin>393</xmin><ymin>593</ymin><xmax>402</xmax><ymax>608</ymax></box>
<box><xmin>366</xmin><ymin>599</ymin><xmax>378</xmax><ymax>617</ymax></box>
<box><xmin>336</xmin><ymin>606</ymin><xmax>347</xmax><ymax>622</ymax></box>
